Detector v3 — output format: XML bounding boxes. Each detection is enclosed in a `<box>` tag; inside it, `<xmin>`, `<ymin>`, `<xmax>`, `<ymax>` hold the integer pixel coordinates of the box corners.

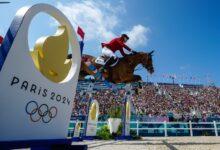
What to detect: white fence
<box><xmin>68</xmin><ymin>121</ymin><xmax>220</xmax><ymax>137</ymax></box>
<box><xmin>132</xmin><ymin>121</ymin><xmax>219</xmax><ymax>137</ymax></box>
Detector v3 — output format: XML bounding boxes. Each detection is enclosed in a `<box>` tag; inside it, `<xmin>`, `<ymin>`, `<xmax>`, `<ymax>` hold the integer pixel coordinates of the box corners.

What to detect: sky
<box><xmin>0</xmin><ymin>0</ymin><xmax>219</xmax><ymax>86</ymax></box>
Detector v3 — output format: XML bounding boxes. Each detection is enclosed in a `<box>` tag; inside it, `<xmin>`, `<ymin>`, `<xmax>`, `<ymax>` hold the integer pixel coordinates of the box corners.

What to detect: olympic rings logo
<box><xmin>25</xmin><ymin>101</ymin><xmax>58</xmax><ymax>123</ymax></box>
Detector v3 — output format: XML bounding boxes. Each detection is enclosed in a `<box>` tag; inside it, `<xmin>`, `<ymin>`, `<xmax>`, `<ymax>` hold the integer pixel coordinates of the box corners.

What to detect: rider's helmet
<box><xmin>121</xmin><ymin>34</ymin><xmax>129</xmax><ymax>42</ymax></box>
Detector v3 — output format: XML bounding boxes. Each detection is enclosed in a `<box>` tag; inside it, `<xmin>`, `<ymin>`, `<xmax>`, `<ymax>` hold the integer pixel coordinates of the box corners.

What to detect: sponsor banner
<box><xmin>0</xmin><ymin>4</ymin><xmax>81</xmax><ymax>141</ymax></box>
<box><xmin>85</xmin><ymin>99</ymin><xmax>99</xmax><ymax>136</ymax></box>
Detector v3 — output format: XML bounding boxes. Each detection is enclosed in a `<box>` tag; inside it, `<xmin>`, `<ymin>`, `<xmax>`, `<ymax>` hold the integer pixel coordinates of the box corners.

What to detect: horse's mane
<box><xmin>120</xmin><ymin>51</ymin><xmax>147</xmax><ymax>62</ymax></box>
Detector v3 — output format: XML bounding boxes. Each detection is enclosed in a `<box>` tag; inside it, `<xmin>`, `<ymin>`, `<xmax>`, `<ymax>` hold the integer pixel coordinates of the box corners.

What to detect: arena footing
<box><xmin>0</xmin><ymin>139</ymin><xmax>88</xmax><ymax>150</ymax></box>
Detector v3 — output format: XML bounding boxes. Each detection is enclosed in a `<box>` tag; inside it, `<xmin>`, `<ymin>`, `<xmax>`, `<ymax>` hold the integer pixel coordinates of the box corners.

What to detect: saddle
<box><xmin>95</xmin><ymin>55</ymin><xmax>119</xmax><ymax>67</ymax></box>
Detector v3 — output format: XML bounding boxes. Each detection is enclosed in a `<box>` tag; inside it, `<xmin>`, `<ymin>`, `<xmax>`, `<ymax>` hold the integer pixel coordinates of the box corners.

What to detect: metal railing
<box><xmin>68</xmin><ymin>121</ymin><xmax>220</xmax><ymax>137</ymax></box>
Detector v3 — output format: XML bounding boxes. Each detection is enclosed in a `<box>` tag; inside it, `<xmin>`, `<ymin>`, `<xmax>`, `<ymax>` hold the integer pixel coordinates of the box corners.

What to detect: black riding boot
<box><xmin>100</xmin><ymin>57</ymin><xmax>115</xmax><ymax>72</ymax></box>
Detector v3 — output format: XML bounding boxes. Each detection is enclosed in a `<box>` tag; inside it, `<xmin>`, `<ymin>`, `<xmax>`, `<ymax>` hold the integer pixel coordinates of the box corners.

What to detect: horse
<box><xmin>78</xmin><ymin>51</ymin><xmax>154</xmax><ymax>83</ymax></box>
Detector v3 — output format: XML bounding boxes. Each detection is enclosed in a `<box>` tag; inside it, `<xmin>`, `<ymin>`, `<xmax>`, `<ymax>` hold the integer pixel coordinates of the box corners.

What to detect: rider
<box><xmin>100</xmin><ymin>34</ymin><xmax>134</xmax><ymax>72</ymax></box>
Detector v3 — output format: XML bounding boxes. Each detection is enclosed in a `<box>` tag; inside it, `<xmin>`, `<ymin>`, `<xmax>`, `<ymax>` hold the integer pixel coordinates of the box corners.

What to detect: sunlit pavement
<box><xmin>72</xmin><ymin>137</ymin><xmax>220</xmax><ymax>150</ymax></box>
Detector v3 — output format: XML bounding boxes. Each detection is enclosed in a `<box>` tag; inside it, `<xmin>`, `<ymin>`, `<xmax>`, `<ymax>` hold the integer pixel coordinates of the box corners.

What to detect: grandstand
<box><xmin>70</xmin><ymin>80</ymin><xmax>220</xmax><ymax>137</ymax></box>
<box><xmin>73</xmin><ymin>80</ymin><xmax>220</xmax><ymax>121</ymax></box>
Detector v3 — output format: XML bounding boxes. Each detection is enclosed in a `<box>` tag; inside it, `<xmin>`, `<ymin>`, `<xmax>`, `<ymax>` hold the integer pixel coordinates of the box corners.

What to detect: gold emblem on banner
<box><xmin>76</xmin><ymin>122</ymin><xmax>81</xmax><ymax>131</ymax></box>
<box><xmin>90</xmin><ymin>102</ymin><xmax>97</xmax><ymax>121</ymax></box>
<box><xmin>126</xmin><ymin>101</ymin><xmax>130</xmax><ymax>121</ymax></box>
<box><xmin>31</xmin><ymin>26</ymin><xmax>71</xmax><ymax>83</ymax></box>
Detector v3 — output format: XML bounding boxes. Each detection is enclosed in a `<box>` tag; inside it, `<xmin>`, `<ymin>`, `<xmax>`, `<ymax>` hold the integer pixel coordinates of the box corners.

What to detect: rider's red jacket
<box><xmin>0</xmin><ymin>35</ymin><xmax>3</xmax><ymax>44</ymax></box>
<box><xmin>101</xmin><ymin>37</ymin><xmax>131</xmax><ymax>56</ymax></box>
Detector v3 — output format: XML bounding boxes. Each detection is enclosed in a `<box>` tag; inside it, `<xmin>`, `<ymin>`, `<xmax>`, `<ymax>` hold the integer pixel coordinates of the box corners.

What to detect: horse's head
<box><xmin>140</xmin><ymin>50</ymin><xmax>154</xmax><ymax>74</ymax></box>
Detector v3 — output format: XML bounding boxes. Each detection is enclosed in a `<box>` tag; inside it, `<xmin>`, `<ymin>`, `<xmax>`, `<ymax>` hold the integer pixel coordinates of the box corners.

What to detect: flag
<box><xmin>77</xmin><ymin>26</ymin><xmax>85</xmax><ymax>55</ymax></box>
<box><xmin>77</xmin><ymin>26</ymin><xmax>85</xmax><ymax>40</ymax></box>
<box><xmin>0</xmin><ymin>35</ymin><xmax>3</xmax><ymax>44</ymax></box>
<box><xmin>79</xmin><ymin>41</ymin><xmax>84</xmax><ymax>54</ymax></box>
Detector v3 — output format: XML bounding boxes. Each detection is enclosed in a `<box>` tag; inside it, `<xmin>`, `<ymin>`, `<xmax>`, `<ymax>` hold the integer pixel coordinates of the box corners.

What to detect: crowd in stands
<box><xmin>72</xmin><ymin>81</ymin><xmax>220</xmax><ymax>122</ymax></box>
<box><xmin>132</xmin><ymin>83</ymin><xmax>220</xmax><ymax>122</ymax></box>
<box><xmin>73</xmin><ymin>89</ymin><xmax>124</xmax><ymax>119</ymax></box>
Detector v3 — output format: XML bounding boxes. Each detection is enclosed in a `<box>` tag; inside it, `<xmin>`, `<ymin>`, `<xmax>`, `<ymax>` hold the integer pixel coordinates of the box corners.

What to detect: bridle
<box><xmin>141</xmin><ymin>52</ymin><xmax>154</xmax><ymax>73</ymax></box>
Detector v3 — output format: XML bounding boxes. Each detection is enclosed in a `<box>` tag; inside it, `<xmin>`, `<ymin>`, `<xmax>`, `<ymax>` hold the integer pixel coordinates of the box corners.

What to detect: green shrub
<box><xmin>130</xmin><ymin>130</ymin><xmax>141</xmax><ymax>140</ymax></box>
<box><xmin>116</xmin><ymin>123</ymin><xmax>122</xmax><ymax>136</ymax></box>
<box><xmin>96</xmin><ymin>125</ymin><xmax>113</xmax><ymax>140</ymax></box>
<box><xmin>97</xmin><ymin>124</ymin><xmax>142</xmax><ymax>140</ymax></box>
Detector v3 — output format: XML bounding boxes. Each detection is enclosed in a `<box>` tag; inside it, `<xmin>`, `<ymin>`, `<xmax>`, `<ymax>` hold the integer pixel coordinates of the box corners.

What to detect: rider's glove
<box><xmin>131</xmin><ymin>50</ymin><xmax>137</xmax><ymax>54</ymax></box>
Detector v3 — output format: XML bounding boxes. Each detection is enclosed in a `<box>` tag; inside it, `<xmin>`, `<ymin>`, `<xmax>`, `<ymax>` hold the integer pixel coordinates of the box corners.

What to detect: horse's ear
<box><xmin>149</xmin><ymin>50</ymin><xmax>154</xmax><ymax>55</ymax></box>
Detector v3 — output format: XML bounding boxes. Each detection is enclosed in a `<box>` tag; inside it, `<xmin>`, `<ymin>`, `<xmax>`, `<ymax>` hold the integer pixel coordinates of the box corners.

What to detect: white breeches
<box><xmin>102</xmin><ymin>47</ymin><xmax>117</xmax><ymax>59</ymax></box>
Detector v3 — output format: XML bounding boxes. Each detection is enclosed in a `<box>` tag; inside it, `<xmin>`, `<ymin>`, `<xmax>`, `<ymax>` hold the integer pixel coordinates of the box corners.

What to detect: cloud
<box><xmin>55</xmin><ymin>0</ymin><xmax>150</xmax><ymax>52</ymax></box>
<box><xmin>125</xmin><ymin>25</ymin><xmax>150</xmax><ymax>49</ymax></box>
<box><xmin>56</xmin><ymin>0</ymin><xmax>125</xmax><ymax>41</ymax></box>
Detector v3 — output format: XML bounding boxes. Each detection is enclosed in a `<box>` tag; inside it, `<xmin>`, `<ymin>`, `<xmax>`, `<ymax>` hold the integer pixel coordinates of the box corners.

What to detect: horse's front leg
<box><xmin>124</xmin><ymin>75</ymin><xmax>142</xmax><ymax>83</ymax></box>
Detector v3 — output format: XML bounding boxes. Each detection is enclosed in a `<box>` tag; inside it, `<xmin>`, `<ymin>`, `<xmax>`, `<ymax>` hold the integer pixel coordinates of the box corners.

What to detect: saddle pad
<box><xmin>88</xmin><ymin>64</ymin><xmax>102</xmax><ymax>80</ymax></box>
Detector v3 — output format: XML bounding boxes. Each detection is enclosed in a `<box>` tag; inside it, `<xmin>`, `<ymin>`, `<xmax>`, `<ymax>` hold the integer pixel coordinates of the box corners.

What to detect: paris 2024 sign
<box><xmin>0</xmin><ymin>4</ymin><xmax>81</xmax><ymax>141</ymax></box>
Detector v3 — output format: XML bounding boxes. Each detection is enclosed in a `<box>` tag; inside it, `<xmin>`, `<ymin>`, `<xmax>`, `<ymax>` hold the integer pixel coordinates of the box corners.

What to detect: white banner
<box><xmin>125</xmin><ymin>98</ymin><xmax>131</xmax><ymax>136</ymax></box>
<box><xmin>85</xmin><ymin>99</ymin><xmax>99</xmax><ymax>136</ymax></box>
<box><xmin>73</xmin><ymin>121</ymin><xmax>81</xmax><ymax>138</ymax></box>
<box><xmin>0</xmin><ymin>4</ymin><xmax>81</xmax><ymax>141</ymax></box>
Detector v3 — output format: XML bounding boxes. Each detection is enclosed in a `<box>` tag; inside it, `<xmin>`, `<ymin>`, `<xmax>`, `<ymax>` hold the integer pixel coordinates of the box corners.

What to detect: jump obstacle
<box><xmin>0</xmin><ymin>3</ymin><xmax>86</xmax><ymax>150</ymax></box>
